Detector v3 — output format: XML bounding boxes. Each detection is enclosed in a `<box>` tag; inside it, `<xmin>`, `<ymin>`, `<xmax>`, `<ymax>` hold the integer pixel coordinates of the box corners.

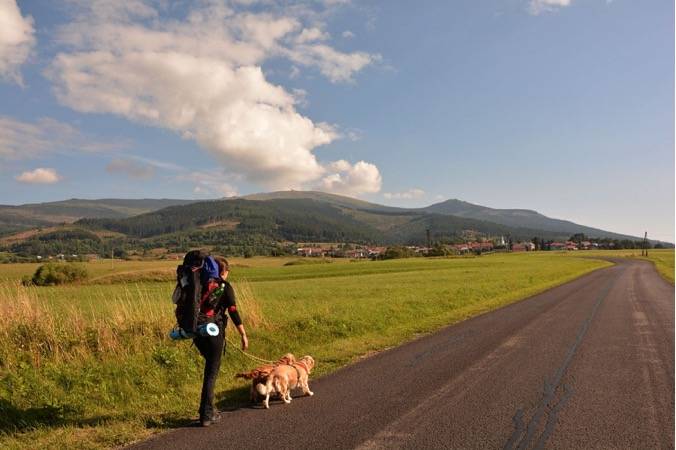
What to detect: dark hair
<box><xmin>213</xmin><ymin>256</ymin><xmax>229</xmax><ymax>273</ymax></box>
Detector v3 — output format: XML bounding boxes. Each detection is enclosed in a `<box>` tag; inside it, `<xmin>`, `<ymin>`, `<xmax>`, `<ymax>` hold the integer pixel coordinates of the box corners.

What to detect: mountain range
<box><xmin>1</xmin><ymin>191</ymin><xmax>661</xmax><ymax>258</ymax></box>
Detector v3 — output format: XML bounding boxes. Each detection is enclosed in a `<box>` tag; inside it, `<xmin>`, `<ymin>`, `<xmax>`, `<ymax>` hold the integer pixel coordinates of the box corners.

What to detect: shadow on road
<box><xmin>143</xmin><ymin>385</ymin><xmax>256</xmax><ymax>432</ymax></box>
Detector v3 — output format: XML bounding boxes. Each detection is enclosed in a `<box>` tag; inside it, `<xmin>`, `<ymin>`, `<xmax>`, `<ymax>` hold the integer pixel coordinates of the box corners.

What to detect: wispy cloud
<box><xmin>528</xmin><ymin>0</ymin><xmax>572</xmax><ymax>15</ymax></box>
<box><xmin>176</xmin><ymin>170</ymin><xmax>239</xmax><ymax>198</ymax></box>
<box><xmin>295</xmin><ymin>27</ymin><xmax>330</xmax><ymax>44</ymax></box>
<box><xmin>123</xmin><ymin>155</ymin><xmax>184</xmax><ymax>172</ymax></box>
<box><xmin>106</xmin><ymin>158</ymin><xmax>154</xmax><ymax>180</ymax></box>
<box><xmin>383</xmin><ymin>188</ymin><xmax>425</xmax><ymax>200</ymax></box>
<box><xmin>0</xmin><ymin>116</ymin><xmax>126</xmax><ymax>160</ymax></box>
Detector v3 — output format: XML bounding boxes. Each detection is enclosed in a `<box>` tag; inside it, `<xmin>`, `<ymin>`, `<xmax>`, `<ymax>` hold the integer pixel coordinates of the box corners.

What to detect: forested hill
<box><xmin>421</xmin><ymin>199</ymin><xmax>638</xmax><ymax>241</ymax></box>
<box><xmin>76</xmin><ymin>197</ymin><xmax>603</xmax><ymax>245</ymax></box>
<box><xmin>0</xmin><ymin>198</ymin><xmax>198</xmax><ymax>233</ymax></box>
<box><xmin>78</xmin><ymin>199</ymin><xmax>382</xmax><ymax>243</ymax></box>
<box><xmin>3</xmin><ymin>192</ymin><xmax>664</xmax><ymax>259</ymax></box>
<box><xmin>244</xmin><ymin>191</ymin><xmax>641</xmax><ymax>241</ymax></box>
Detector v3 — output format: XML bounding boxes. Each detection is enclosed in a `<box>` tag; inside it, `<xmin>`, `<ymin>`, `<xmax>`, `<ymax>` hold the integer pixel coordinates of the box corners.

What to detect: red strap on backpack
<box><xmin>200</xmin><ymin>280</ymin><xmax>219</xmax><ymax>317</ymax></box>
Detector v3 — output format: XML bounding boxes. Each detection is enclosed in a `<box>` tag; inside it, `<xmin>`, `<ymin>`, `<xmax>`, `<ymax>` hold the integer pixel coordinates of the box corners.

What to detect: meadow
<box><xmin>571</xmin><ymin>248</ymin><xmax>674</xmax><ymax>283</ymax></box>
<box><xmin>0</xmin><ymin>251</ymin><xmax>652</xmax><ymax>448</ymax></box>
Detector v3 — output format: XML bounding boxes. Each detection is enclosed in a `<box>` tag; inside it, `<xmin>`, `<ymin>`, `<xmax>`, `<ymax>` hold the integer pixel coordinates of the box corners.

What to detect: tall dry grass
<box><xmin>0</xmin><ymin>278</ymin><xmax>266</xmax><ymax>369</ymax></box>
<box><xmin>232</xmin><ymin>279</ymin><xmax>268</xmax><ymax>330</ymax></box>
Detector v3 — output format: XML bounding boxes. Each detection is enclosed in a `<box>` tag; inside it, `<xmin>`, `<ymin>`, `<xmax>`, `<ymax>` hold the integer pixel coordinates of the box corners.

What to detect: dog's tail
<box><xmin>259</xmin><ymin>375</ymin><xmax>276</xmax><ymax>397</ymax></box>
<box><xmin>256</xmin><ymin>382</ymin><xmax>268</xmax><ymax>397</ymax></box>
<box><xmin>235</xmin><ymin>371</ymin><xmax>256</xmax><ymax>379</ymax></box>
<box><xmin>236</xmin><ymin>367</ymin><xmax>271</xmax><ymax>380</ymax></box>
<box><xmin>258</xmin><ymin>374</ymin><xmax>284</xmax><ymax>396</ymax></box>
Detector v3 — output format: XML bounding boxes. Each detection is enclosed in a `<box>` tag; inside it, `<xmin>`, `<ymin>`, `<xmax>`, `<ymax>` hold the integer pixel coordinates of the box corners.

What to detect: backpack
<box><xmin>172</xmin><ymin>250</ymin><xmax>222</xmax><ymax>333</ymax></box>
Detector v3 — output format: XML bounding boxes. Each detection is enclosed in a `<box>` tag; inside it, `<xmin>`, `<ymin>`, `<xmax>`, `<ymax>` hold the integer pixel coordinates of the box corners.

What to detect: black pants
<box><xmin>194</xmin><ymin>330</ymin><xmax>225</xmax><ymax>420</ymax></box>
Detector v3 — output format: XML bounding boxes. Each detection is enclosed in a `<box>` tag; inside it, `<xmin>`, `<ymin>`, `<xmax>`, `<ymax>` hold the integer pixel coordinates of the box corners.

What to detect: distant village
<box><xmin>11</xmin><ymin>234</ymin><xmax>656</xmax><ymax>264</ymax></box>
<box><xmin>295</xmin><ymin>237</ymin><xmax>614</xmax><ymax>259</ymax></box>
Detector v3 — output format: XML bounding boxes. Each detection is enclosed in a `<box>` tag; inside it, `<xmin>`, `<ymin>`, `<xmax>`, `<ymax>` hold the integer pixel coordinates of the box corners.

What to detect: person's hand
<box><xmin>241</xmin><ymin>334</ymin><xmax>249</xmax><ymax>351</ymax></box>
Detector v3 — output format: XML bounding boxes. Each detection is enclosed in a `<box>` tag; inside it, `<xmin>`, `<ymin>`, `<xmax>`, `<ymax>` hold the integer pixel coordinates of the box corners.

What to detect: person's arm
<box><xmin>236</xmin><ymin>324</ymin><xmax>248</xmax><ymax>350</ymax></box>
<box><xmin>222</xmin><ymin>283</ymin><xmax>249</xmax><ymax>350</ymax></box>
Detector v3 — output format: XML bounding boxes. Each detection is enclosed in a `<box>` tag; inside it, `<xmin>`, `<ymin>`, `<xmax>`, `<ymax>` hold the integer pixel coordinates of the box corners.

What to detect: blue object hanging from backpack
<box><xmin>201</xmin><ymin>256</ymin><xmax>220</xmax><ymax>284</ymax></box>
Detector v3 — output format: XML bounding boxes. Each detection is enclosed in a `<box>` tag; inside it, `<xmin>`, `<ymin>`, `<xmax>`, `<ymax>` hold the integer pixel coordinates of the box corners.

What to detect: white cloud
<box><xmin>528</xmin><ymin>0</ymin><xmax>572</xmax><ymax>15</ymax></box>
<box><xmin>15</xmin><ymin>168</ymin><xmax>62</xmax><ymax>184</ymax></box>
<box><xmin>345</xmin><ymin>128</ymin><xmax>363</xmax><ymax>141</ymax></box>
<box><xmin>177</xmin><ymin>170</ymin><xmax>239</xmax><ymax>198</ymax></box>
<box><xmin>319</xmin><ymin>160</ymin><xmax>381</xmax><ymax>195</ymax></box>
<box><xmin>0</xmin><ymin>116</ymin><xmax>124</xmax><ymax>160</ymax></box>
<box><xmin>322</xmin><ymin>0</ymin><xmax>352</xmax><ymax>5</ymax></box>
<box><xmin>383</xmin><ymin>188</ymin><xmax>426</xmax><ymax>200</ymax></box>
<box><xmin>286</xmin><ymin>44</ymin><xmax>379</xmax><ymax>83</ymax></box>
<box><xmin>125</xmin><ymin>155</ymin><xmax>183</xmax><ymax>172</ymax></box>
<box><xmin>47</xmin><ymin>1</ymin><xmax>381</xmax><ymax>195</ymax></box>
<box><xmin>0</xmin><ymin>0</ymin><xmax>35</xmax><ymax>84</ymax></box>
<box><xmin>295</xmin><ymin>27</ymin><xmax>329</xmax><ymax>44</ymax></box>
<box><xmin>106</xmin><ymin>158</ymin><xmax>154</xmax><ymax>180</ymax></box>
<box><xmin>342</xmin><ymin>30</ymin><xmax>355</xmax><ymax>39</ymax></box>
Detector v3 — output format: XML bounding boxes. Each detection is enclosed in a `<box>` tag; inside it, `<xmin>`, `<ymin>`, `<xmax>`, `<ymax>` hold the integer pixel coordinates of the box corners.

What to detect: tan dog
<box><xmin>235</xmin><ymin>354</ymin><xmax>296</xmax><ymax>403</ymax></box>
<box><xmin>261</xmin><ymin>355</ymin><xmax>315</xmax><ymax>409</ymax></box>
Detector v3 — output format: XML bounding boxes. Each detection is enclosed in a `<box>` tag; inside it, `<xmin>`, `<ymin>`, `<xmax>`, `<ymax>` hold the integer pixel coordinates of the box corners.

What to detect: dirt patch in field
<box><xmin>87</xmin><ymin>268</ymin><xmax>176</xmax><ymax>284</ymax></box>
<box><xmin>0</xmin><ymin>227</ymin><xmax>63</xmax><ymax>245</ymax></box>
<box><xmin>199</xmin><ymin>220</ymin><xmax>240</xmax><ymax>230</ymax></box>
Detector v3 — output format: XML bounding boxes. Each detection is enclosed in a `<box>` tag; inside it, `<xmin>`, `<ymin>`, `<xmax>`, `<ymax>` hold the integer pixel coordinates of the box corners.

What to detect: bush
<box><xmin>284</xmin><ymin>258</ymin><xmax>333</xmax><ymax>266</ymax></box>
<box><xmin>380</xmin><ymin>246</ymin><xmax>416</xmax><ymax>260</ymax></box>
<box><xmin>29</xmin><ymin>263</ymin><xmax>88</xmax><ymax>286</ymax></box>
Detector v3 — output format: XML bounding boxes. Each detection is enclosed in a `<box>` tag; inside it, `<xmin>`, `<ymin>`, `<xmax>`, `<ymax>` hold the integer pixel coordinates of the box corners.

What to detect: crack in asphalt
<box><xmin>406</xmin><ymin>330</ymin><xmax>476</xmax><ymax>368</ymax></box>
<box><xmin>503</xmin><ymin>270</ymin><xmax>621</xmax><ymax>450</ymax></box>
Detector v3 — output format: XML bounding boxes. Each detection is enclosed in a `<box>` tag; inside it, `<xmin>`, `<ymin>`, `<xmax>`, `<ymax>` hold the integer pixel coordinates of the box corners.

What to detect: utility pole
<box><xmin>643</xmin><ymin>231</ymin><xmax>648</xmax><ymax>257</ymax></box>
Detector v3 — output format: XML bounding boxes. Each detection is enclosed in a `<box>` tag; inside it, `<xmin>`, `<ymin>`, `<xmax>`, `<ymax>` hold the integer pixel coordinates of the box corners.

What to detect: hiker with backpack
<box><xmin>172</xmin><ymin>251</ymin><xmax>249</xmax><ymax>427</ymax></box>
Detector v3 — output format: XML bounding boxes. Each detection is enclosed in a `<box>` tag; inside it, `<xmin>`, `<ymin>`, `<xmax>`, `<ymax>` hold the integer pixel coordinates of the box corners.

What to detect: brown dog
<box><xmin>260</xmin><ymin>355</ymin><xmax>315</xmax><ymax>409</ymax></box>
<box><xmin>235</xmin><ymin>353</ymin><xmax>296</xmax><ymax>402</ymax></box>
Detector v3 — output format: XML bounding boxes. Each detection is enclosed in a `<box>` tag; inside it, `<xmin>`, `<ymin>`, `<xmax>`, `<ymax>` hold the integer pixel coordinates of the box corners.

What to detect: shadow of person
<box><xmin>214</xmin><ymin>385</ymin><xmax>252</xmax><ymax>412</ymax></box>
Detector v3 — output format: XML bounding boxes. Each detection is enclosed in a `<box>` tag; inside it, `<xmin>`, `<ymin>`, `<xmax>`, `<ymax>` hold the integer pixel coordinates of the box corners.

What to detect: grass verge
<box><xmin>576</xmin><ymin>249</ymin><xmax>674</xmax><ymax>283</ymax></box>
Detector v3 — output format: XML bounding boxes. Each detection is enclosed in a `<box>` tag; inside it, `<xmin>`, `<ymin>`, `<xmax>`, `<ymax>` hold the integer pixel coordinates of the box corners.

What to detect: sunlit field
<box><xmin>0</xmin><ymin>253</ymin><xmax>615</xmax><ymax>448</ymax></box>
<box><xmin>570</xmin><ymin>248</ymin><xmax>674</xmax><ymax>283</ymax></box>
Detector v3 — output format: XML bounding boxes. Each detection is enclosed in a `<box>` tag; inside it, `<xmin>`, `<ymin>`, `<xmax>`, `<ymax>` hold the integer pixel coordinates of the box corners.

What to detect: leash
<box><xmin>225</xmin><ymin>335</ymin><xmax>274</xmax><ymax>364</ymax></box>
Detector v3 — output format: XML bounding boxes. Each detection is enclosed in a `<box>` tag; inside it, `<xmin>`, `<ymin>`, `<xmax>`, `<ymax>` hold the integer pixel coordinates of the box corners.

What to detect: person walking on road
<box><xmin>194</xmin><ymin>256</ymin><xmax>249</xmax><ymax>427</ymax></box>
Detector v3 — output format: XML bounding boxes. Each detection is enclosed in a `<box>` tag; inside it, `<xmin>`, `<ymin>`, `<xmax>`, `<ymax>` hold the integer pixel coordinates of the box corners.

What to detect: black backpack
<box><xmin>173</xmin><ymin>250</ymin><xmax>208</xmax><ymax>333</ymax></box>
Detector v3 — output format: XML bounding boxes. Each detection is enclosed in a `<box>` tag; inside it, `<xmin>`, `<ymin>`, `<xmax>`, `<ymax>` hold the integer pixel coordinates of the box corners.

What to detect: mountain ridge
<box><xmin>419</xmin><ymin>198</ymin><xmax>637</xmax><ymax>240</ymax></box>
<box><xmin>246</xmin><ymin>191</ymin><xmax>645</xmax><ymax>241</ymax></box>
<box><xmin>0</xmin><ymin>191</ymin><xmax>660</xmax><ymax>243</ymax></box>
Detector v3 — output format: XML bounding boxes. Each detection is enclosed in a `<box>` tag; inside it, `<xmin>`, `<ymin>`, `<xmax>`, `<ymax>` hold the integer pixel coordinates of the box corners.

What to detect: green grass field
<box><xmin>570</xmin><ymin>249</ymin><xmax>674</xmax><ymax>283</ymax></box>
<box><xmin>645</xmin><ymin>250</ymin><xmax>675</xmax><ymax>283</ymax></box>
<box><xmin>0</xmin><ymin>252</ymin><xmax>622</xmax><ymax>448</ymax></box>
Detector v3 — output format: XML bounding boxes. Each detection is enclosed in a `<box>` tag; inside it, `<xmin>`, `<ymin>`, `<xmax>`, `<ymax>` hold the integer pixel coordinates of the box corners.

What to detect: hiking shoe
<box><xmin>200</xmin><ymin>411</ymin><xmax>222</xmax><ymax>427</ymax></box>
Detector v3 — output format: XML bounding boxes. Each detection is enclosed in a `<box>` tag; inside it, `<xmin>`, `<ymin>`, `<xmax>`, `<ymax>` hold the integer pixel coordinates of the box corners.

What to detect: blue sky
<box><xmin>0</xmin><ymin>0</ymin><xmax>673</xmax><ymax>241</ymax></box>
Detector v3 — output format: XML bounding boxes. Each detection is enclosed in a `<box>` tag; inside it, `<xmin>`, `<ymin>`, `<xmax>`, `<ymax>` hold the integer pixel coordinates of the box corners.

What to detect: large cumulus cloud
<box><xmin>47</xmin><ymin>1</ymin><xmax>382</xmax><ymax>194</ymax></box>
<box><xmin>0</xmin><ymin>0</ymin><xmax>35</xmax><ymax>84</ymax></box>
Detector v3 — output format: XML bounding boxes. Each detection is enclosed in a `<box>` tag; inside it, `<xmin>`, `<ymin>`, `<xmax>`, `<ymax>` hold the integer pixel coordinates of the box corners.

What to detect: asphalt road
<box><xmin>129</xmin><ymin>258</ymin><xmax>674</xmax><ymax>450</ymax></box>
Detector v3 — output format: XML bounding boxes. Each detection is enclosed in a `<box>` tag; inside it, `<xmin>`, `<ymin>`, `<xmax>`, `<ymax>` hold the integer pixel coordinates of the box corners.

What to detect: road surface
<box><xmin>129</xmin><ymin>258</ymin><xmax>674</xmax><ymax>450</ymax></box>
